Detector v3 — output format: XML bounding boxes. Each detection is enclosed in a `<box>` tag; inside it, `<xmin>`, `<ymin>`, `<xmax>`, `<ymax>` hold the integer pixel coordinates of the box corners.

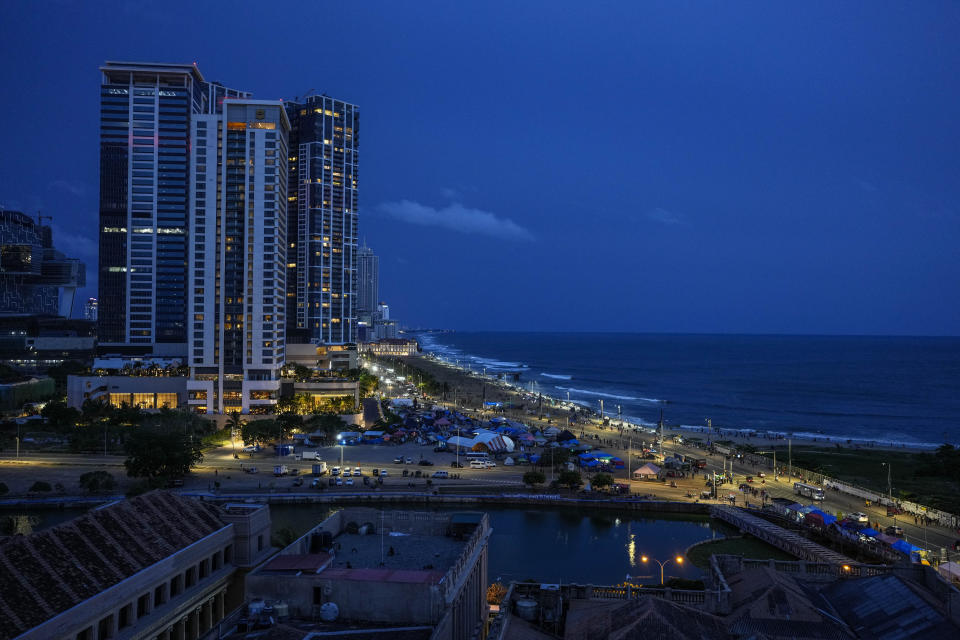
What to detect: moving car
<box><xmin>849</xmin><ymin>512</ymin><xmax>869</xmax><ymax>525</ymax></box>
<box><xmin>335</xmin><ymin>477</ymin><xmax>343</xmax><ymax>486</ymax></box>
<box><xmin>418</xmin><ymin>459</ymin><xmax>434</xmax><ymax>466</ymax></box>
<box><xmin>393</xmin><ymin>457</ymin><xmax>404</xmax><ymax>464</ymax></box>
<box><xmin>373</xmin><ymin>468</ymin><xmax>380</xmax><ymax>476</ymax></box>
<box><xmin>345</xmin><ymin>478</ymin><xmax>354</xmax><ymax>486</ymax></box>
<box><xmin>885</xmin><ymin>525</ymin><xmax>904</xmax><ymax>537</ymax></box>
<box><xmin>432</xmin><ymin>471</ymin><xmax>449</xmax><ymax>479</ymax></box>
<box><xmin>484</xmin><ymin>460</ymin><xmax>497</xmax><ymax>468</ymax></box>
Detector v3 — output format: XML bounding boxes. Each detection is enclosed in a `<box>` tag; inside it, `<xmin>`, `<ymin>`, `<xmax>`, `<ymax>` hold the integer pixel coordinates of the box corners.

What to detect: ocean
<box><xmin>416</xmin><ymin>332</ymin><xmax>960</xmax><ymax>448</ymax></box>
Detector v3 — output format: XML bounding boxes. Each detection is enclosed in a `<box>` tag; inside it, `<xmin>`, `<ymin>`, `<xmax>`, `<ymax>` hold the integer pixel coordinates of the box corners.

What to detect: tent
<box><xmin>859</xmin><ymin>527</ymin><xmax>879</xmax><ymax>538</ymax></box>
<box><xmin>876</xmin><ymin>533</ymin><xmax>899</xmax><ymax>545</ymax></box>
<box><xmin>446</xmin><ymin>435</ymin><xmax>474</xmax><ymax>450</ymax></box>
<box><xmin>557</xmin><ymin>429</ymin><xmax>576</xmax><ymax>442</ymax></box>
<box><xmin>938</xmin><ymin>562</ymin><xmax>960</xmax><ymax>583</ymax></box>
<box><xmin>805</xmin><ymin>509</ymin><xmax>837</xmax><ymax>528</ymax></box>
<box><xmin>891</xmin><ymin>539</ymin><xmax>923</xmax><ymax>556</ymax></box>
<box><xmin>633</xmin><ymin>463</ymin><xmax>660</xmax><ymax>479</ymax></box>
<box><xmin>473</xmin><ymin>432</ymin><xmax>515</xmax><ymax>453</ymax></box>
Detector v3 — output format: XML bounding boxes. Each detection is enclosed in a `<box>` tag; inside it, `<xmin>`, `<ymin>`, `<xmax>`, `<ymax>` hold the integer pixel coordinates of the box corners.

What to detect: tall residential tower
<box><xmin>97</xmin><ymin>61</ymin><xmax>249</xmax><ymax>357</ymax></box>
<box><xmin>285</xmin><ymin>96</ymin><xmax>359</xmax><ymax>345</ymax></box>
<box><xmin>356</xmin><ymin>242</ymin><xmax>378</xmax><ymax>321</ymax></box>
<box><xmin>185</xmin><ymin>101</ymin><xmax>290</xmax><ymax>414</ymax></box>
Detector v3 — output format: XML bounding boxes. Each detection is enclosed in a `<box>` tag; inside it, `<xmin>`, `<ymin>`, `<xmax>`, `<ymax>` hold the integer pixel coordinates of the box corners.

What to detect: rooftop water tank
<box><xmin>515</xmin><ymin>597</ymin><xmax>539</xmax><ymax>621</ymax></box>
<box><xmin>320</xmin><ymin>602</ymin><xmax>340</xmax><ymax>622</ymax></box>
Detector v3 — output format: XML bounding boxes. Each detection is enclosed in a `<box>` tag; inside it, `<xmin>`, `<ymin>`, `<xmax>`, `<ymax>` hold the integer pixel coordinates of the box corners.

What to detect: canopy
<box><xmin>557</xmin><ymin>429</ymin><xmax>576</xmax><ymax>442</ymax></box>
<box><xmin>633</xmin><ymin>463</ymin><xmax>660</xmax><ymax>478</ymax></box>
<box><xmin>859</xmin><ymin>528</ymin><xmax>879</xmax><ymax>537</ymax></box>
<box><xmin>435</xmin><ymin>417</ymin><xmax>451</xmax><ymax>426</ymax></box>
<box><xmin>876</xmin><ymin>533</ymin><xmax>899</xmax><ymax>545</ymax></box>
<box><xmin>446</xmin><ymin>435</ymin><xmax>474</xmax><ymax>449</ymax></box>
<box><xmin>473</xmin><ymin>432</ymin><xmax>515</xmax><ymax>453</ymax></box>
<box><xmin>892</xmin><ymin>539</ymin><xmax>923</xmax><ymax>555</ymax></box>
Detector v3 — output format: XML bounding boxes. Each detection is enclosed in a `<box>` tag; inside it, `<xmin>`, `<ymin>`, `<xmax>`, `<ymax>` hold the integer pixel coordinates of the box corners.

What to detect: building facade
<box><xmin>285</xmin><ymin>95</ymin><xmax>360</xmax><ymax>345</ymax></box>
<box><xmin>0</xmin><ymin>492</ymin><xmax>272</xmax><ymax>640</ymax></box>
<box><xmin>356</xmin><ymin>242</ymin><xmax>378</xmax><ymax>321</ymax></box>
<box><xmin>186</xmin><ymin>100</ymin><xmax>289</xmax><ymax>414</ymax></box>
<box><xmin>83</xmin><ymin>297</ymin><xmax>99</xmax><ymax>322</ymax></box>
<box><xmin>97</xmin><ymin>61</ymin><xmax>249</xmax><ymax>357</ymax></box>
<box><xmin>0</xmin><ymin>208</ymin><xmax>85</xmax><ymax>317</ymax></box>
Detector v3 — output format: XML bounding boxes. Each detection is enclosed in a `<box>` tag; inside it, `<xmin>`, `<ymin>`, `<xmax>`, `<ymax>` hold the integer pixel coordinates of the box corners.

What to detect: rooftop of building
<box><xmin>101</xmin><ymin>60</ymin><xmax>205</xmax><ymax>82</ymax></box>
<box><xmin>0</xmin><ymin>491</ymin><xmax>227</xmax><ymax>639</ymax></box>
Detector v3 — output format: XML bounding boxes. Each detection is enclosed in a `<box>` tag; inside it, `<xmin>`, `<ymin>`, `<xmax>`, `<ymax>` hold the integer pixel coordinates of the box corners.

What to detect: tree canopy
<box><xmin>124</xmin><ymin>427</ymin><xmax>203</xmax><ymax>479</ymax></box>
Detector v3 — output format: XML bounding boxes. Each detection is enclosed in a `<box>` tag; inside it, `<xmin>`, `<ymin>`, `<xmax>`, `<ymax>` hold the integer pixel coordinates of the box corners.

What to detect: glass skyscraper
<box><xmin>97</xmin><ymin>61</ymin><xmax>248</xmax><ymax>356</ymax></box>
<box><xmin>356</xmin><ymin>242</ymin><xmax>378</xmax><ymax>321</ymax></box>
<box><xmin>285</xmin><ymin>96</ymin><xmax>360</xmax><ymax>345</ymax></box>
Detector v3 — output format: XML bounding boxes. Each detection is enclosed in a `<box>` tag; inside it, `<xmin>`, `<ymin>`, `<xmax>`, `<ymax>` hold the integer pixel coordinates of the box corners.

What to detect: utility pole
<box><xmin>788</xmin><ymin>437</ymin><xmax>792</xmax><ymax>481</ymax></box>
<box><xmin>599</xmin><ymin>399</ymin><xmax>604</xmax><ymax>421</ymax></box>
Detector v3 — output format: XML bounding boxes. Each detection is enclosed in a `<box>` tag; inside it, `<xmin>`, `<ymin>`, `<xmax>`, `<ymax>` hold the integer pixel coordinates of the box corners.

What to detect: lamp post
<box><xmin>641</xmin><ymin>555</ymin><xmax>684</xmax><ymax>585</ymax></box>
<box><xmin>882</xmin><ymin>462</ymin><xmax>892</xmax><ymax>503</ymax></box>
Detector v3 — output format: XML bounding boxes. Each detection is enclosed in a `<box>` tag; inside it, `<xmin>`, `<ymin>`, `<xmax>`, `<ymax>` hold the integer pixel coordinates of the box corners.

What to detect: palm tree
<box><xmin>227</xmin><ymin>411</ymin><xmax>244</xmax><ymax>457</ymax></box>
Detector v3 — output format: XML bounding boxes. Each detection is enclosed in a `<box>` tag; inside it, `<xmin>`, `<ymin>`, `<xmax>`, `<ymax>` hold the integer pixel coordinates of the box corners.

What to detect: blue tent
<box><xmin>859</xmin><ymin>527</ymin><xmax>879</xmax><ymax>537</ymax></box>
<box><xmin>892</xmin><ymin>539</ymin><xmax>923</xmax><ymax>555</ymax></box>
<box><xmin>807</xmin><ymin>509</ymin><xmax>837</xmax><ymax>526</ymax></box>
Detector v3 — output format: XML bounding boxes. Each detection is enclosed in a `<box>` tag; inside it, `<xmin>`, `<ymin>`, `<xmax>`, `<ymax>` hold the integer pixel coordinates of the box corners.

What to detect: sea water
<box><xmin>418</xmin><ymin>332</ymin><xmax>960</xmax><ymax>448</ymax></box>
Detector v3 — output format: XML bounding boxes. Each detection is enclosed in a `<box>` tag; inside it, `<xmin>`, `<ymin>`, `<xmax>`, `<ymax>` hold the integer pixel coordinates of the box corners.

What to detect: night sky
<box><xmin>1</xmin><ymin>1</ymin><xmax>958</xmax><ymax>335</ymax></box>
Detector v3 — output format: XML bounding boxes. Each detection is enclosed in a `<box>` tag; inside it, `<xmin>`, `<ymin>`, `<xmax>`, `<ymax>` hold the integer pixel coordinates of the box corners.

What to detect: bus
<box><xmin>464</xmin><ymin>452</ymin><xmax>489</xmax><ymax>460</ymax></box>
<box><xmin>794</xmin><ymin>482</ymin><xmax>825</xmax><ymax>501</ymax></box>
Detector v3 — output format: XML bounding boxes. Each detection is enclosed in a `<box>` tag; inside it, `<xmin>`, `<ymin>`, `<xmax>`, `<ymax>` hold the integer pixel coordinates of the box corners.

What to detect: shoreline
<box><xmin>409</xmin><ymin>351</ymin><xmax>941</xmax><ymax>453</ymax></box>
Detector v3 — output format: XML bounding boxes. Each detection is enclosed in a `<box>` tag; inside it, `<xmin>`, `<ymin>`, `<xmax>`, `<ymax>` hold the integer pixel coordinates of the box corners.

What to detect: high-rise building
<box><xmin>0</xmin><ymin>208</ymin><xmax>85</xmax><ymax>317</ymax></box>
<box><xmin>186</xmin><ymin>100</ymin><xmax>290</xmax><ymax>414</ymax></box>
<box><xmin>83</xmin><ymin>298</ymin><xmax>98</xmax><ymax>322</ymax></box>
<box><xmin>285</xmin><ymin>95</ymin><xmax>360</xmax><ymax>345</ymax></box>
<box><xmin>356</xmin><ymin>242</ymin><xmax>378</xmax><ymax>320</ymax></box>
<box><xmin>97</xmin><ymin>61</ymin><xmax>249</xmax><ymax>356</ymax></box>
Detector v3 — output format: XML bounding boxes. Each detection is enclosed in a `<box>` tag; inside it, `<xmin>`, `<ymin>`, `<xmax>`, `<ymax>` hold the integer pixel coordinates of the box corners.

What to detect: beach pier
<box><xmin>711</xmin><ymin>505</ymin><xmax>855</xmax><ymax>565</ymax></box>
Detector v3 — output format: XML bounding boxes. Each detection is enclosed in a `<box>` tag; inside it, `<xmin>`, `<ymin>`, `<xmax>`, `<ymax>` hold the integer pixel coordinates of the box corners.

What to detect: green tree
<box><xmin>242</xmin><ymin>419</ymin><xmax>276</xmax><ymax>446</ymax></box>
<box><xmin>305</xmin><ymin>413</ymin><xmax>347</xmax><ymax>445</ymax></box>
<box><xmin>592</xmin><ymin>473</ymin><xmax>614</xmax><ymax>490</ymax></box>
<box><xmin>0</xmin><ymin>482</ymin><xmax>7</xmax><ymax>496</ymax></box>
<box><xmin>557</xmin><ymin>470</ymin><xmax>583</xmax><ymax>491</ymax></box>
<box><xmin>41</xmin><ymin>401</ymin><xmax>82</xmax><ymax>429</ymax></box>
<box><xmin>79</xmin><ymin>470</ymin><xmax>117</xmax><ymax>493</ymax></box>
<box><xmin>276</xmin><ymin>412</ymin><xmax>304</xmax><ymax>443</ymax></box>
<box><xmin>523</xmin><ymin>470</ymin><xmax>546</xmax><ymax>489</ymax></box>
<box><xmin>358</xmin><ymin>373</ymin><xmax>379</xmax><ymax>397</ymax></box>
<box><xmin>123</xmin><ymin>426</ymin><xmax>203</xmax><ymax>479</ymax></box>
<box><xmin>29</xmin><ymin>481</ymin><xmax>52</xmax><ymax>493</ymax></box>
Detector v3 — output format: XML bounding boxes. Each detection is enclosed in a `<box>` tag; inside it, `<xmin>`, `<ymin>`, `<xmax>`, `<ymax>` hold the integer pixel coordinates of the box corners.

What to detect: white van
<box><xmin>432</xmin><ymin>471</ymin><xmax>449</xmax><ymax>479</ymax></box>
<box><xmin>469</xmin><ymin>460</ymin><xmax>487</xmax><ymax>469</ymax></box>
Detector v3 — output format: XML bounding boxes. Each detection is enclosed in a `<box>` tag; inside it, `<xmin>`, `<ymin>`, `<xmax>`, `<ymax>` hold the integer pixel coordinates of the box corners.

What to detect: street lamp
<box><xmin>641</xmin><ymin>555</ymin><xmax>684</xmax><ymax>585</ymax></box>
<box><xmin>881</xmin><ymin>462</ymin><xmax>892</xmax><ymax>503</ymax></box>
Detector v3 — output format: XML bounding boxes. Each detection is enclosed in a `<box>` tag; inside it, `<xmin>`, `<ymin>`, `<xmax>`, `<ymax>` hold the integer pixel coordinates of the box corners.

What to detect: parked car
<box><xmin>885</xmin><ymin>525</ymin><xmax>904</xmax><ymax>537</ymax></box>
<box><xmin>244</xmin><ymin>466</ymin><xmax>258</xmax><ymax>474</ymax></box>
<box><xmin>380</xmin><ymin>470</ymin><xmax>389</xmax><ymax>477</ymax></box>
<box><xmin>432</xmin><ymin>471</ymin><xmax>449</xmax><ymax>479</ymax></box>
<box><xmin>292</xmin><ymin>477</ymin><xmax>303</xmax><ymax>487</ymax></box>
<box><xmin>393</xmin><ymin>457</ymin><xmax>404</xmax><ymax>464</ymax></box>
<box><xmin>372</xmin><ymin>468</ymin><xmax>380</xmax><ymax>476</ymax></box>
<box><xmin>331</xmin><ymin>466</ymin><xmax>341</xmax><ymax>476</ymax></box>
<box><xmin>405</xmin><ymin>457</ymin><xmax>413</xmax><ymax>464</ymax></box>
<box><xmin>850</xmin><ymin>512</ymin><xmax>869</xmax><ymax>524</ymax></box>
<box><xmin>450</xmin><ymin>461</ymin><xmax>464</xmax><ymax>468</ymax></box>
<box><xmin>354</xmin><ymin>467</ymin><xmax>362</xmax><ymax>475</ymax></box>
<box><xmin>343</xmin><ymin>469</ymin><xmax>352</xmax><ymax>477</ymax></box>
<box><xmin>484</xmin><ymin>460</ymin><xmax>497</xmax><ymax>468</ymax></box>
<box><xmin>345</xmin><ymin>478</ymin><xmax>354</xmax><ymax>486</ymax></box>
<box><xmin>335</xmin><ymin>477</ymin><xmax>343</xmax><ymax>486</ymax></box>
<box><xmin>418</xmin><ymin>459</ymin><xmax>434</xmax><ymax>466</ymax></box>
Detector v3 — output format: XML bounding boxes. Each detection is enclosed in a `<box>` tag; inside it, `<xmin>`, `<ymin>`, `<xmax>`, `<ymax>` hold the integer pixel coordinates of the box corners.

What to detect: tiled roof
<box><xmin>0</xmin><ymin>491</ymin><xmax>226</xmax><ymax>640</ymax></box>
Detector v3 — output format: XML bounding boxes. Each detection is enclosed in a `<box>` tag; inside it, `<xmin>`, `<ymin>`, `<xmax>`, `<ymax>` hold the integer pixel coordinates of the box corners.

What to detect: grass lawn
<box><xmin>760</xmin><ymin>446</ymin><xmax>960</xmax><ymax>514</ymax></box>
<box><xmin>686</xmin><ymin>536</ymin><xmax>798</xmax><ymax>569</ymax></box>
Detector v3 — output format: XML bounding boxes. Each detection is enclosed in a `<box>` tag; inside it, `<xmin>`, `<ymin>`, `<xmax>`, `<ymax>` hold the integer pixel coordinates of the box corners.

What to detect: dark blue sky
<box><xmin>2</xmin><ymin>1</ymin><xmax>958</xmax><ymax>335</ymax></box>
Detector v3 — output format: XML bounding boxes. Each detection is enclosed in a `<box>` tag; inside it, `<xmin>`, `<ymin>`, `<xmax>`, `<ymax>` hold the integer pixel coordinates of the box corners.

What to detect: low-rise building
<box><xmin>67</xmin><ymin>374</ymin><xmax>188</xmax><ymax>411</ymax></box>
<box><xmin>360</xmin><ymin>338</ymin><xmax>419</xmax><ymax>357</ymax></box>
<box><xmin>284</xmin><ymin>342</ymin><xmax>358</xmax><ymax>371</ymax></box>
<box><xmin>0</xmin><ymin>491</ymin><xmax>272</xmax><ymax>640</ymax></box>
<box><xmin>245</xmin><ymin>508</ymin><xmax>490</xmax><ymax>640</ymax></box>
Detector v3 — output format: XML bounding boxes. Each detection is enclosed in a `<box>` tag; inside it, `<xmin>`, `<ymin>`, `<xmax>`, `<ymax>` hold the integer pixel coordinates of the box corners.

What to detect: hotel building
<box><xmin>185</xmin><ymin>100</ymin><xmax>290</xmax><ymax>414</ymax></box>
<box><xmin>97</xmin><ymin>61</ymin><xmax>249</xmax><ymax>358</ymax></box>
<box><xmin>284</xmin><ymin>96</ymin><xmax>360</xmax><ymax>345</ymax></box>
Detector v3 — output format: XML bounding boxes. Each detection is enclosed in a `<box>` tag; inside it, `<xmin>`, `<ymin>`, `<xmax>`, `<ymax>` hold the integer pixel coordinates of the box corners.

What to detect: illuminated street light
<box><xmin>641</xmin><ymin>555</ymin><xmax>684</xmax><ymax>585</ymax></box>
